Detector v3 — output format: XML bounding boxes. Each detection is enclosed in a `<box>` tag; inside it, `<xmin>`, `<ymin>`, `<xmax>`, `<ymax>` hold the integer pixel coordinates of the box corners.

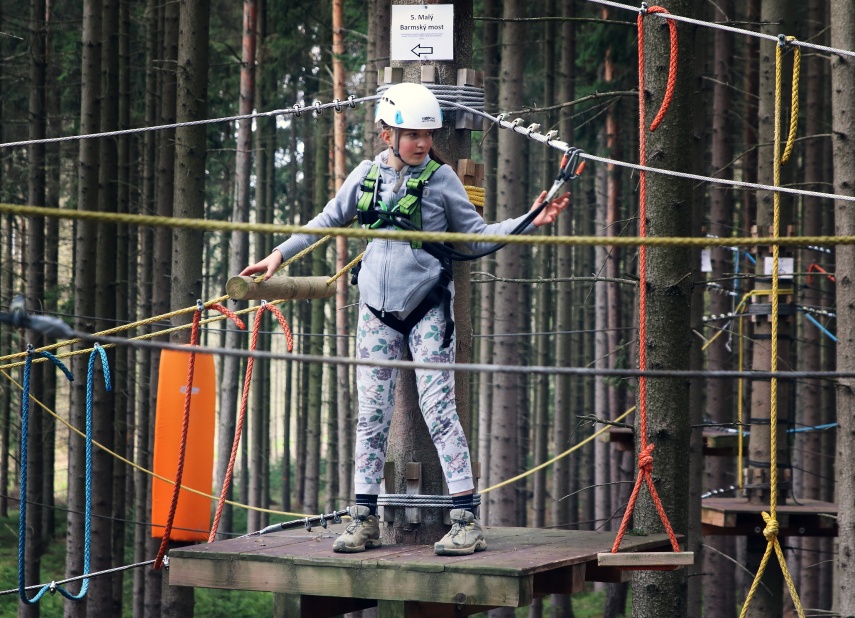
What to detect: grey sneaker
<box><xmin>434</xmin><ymin>509</ymin><xmax>487</xmax><ymax>556</ymax></box>
<box><xmin>332</xmin><ymin>505</ymin><xmax>382</xmax><ymax>553</ymax></box>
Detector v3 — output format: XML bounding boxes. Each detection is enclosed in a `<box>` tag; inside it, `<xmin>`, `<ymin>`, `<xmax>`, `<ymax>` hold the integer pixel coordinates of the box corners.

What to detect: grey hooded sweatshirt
<box><xmin>276</xmin><ymin>151</ymin><xmax>536</xmax><ymax>317</ymax></box>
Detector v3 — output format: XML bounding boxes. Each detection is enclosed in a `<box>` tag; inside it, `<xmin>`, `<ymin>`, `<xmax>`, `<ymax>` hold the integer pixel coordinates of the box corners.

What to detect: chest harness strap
<box><xmin>353</xmin><ymin>160</ymin><xmax>454</xmax><ymax>348</ymax></box>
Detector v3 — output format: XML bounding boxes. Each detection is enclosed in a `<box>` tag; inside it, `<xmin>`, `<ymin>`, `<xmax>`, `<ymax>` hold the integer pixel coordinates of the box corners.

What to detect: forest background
<box><xmin>0</xmin><ymin>0</ymin><xmax>848</xmax><ymax>616</ymax></box>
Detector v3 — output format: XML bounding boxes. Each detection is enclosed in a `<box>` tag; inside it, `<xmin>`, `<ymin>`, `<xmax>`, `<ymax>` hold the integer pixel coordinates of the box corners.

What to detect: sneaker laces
<box><xmin>448</xmin><ymin>519</ymin><xmax>469</xmax><ymax>545</ymax></box>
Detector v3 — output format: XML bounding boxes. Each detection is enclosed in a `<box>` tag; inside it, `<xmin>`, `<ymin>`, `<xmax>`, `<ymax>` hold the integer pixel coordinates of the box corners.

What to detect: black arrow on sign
<box><xmin>411</xmin><ymin>44</ymin><xmax>433</xmax><ymax>57</ymax></box>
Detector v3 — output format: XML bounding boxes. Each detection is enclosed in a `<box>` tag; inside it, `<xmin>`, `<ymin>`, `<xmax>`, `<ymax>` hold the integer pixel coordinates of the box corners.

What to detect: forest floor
<box><xmin>0</xmin><ymin>510</ymin><xmax>618</xmax><ymax>617</ymax></box>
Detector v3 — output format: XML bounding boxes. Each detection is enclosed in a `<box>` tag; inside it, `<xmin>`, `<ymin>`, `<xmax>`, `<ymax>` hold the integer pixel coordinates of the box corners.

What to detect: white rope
<box><xmin>0</xmin><ymin>95</ymin><xmax>378</xmax><ymax>150</ymax></box>
<box><xmin>587</xmin><ymin>0</ymin><xmax>855</xmax><ymax>59</ymax></box>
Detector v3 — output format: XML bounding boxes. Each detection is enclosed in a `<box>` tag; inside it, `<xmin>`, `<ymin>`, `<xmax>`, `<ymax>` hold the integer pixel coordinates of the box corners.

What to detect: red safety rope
<box><xmin>807</xmin><ymin>263</ymin><xmax>834</xmax><ymax>285</ymax></box>
<box><xmin>207</xmin><ymin>301</ymin><xmax>292</xmax><ymax>542</ymax></box>
<box><xmin>154</xmin><ymin>302</ymin><xmax>245</xmax><ymax>569</ymax></box>
<box><xmin>610</xmin><ymin>5</ymin><xmax>681</xmax><ymax>561</ymax></box>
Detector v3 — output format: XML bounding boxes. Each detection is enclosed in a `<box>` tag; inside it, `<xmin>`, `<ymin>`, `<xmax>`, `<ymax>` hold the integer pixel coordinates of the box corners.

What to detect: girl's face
<box><xmin>383</xmin><ymin>127</ymin><xmax>433</xmax><ymax>166</ymax></box>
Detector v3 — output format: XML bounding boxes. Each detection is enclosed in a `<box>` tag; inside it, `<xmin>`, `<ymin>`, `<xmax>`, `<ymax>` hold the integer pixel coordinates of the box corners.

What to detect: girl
<box><xmin>241</xmin><ymin>83</ymin><xmax>569</xmax><ymax>555</ymax></box>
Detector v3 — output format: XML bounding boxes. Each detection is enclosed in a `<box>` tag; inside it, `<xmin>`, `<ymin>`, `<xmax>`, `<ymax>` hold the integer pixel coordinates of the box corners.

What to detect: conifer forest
<box><xmin>0</xmin><ymin>0</ymin><xmax>854</xmax><ymax>616</ymax></box>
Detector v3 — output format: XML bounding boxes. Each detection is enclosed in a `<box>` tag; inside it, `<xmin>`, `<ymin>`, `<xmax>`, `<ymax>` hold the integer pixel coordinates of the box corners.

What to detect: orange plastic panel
<box><xmin>151</xmin><ymin>349</ymin><xmax>216</xmax><ymax>541</ymax></box>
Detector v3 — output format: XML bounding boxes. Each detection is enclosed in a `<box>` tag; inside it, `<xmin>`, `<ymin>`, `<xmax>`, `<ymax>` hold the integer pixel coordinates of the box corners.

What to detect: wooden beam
<box><xmin>226</xmin><ymin>275</ymin><xmax>335</xmax><ymax>301</ymax></box>
<box><xmin>377</xmin><ymin>599</ymin><xmax>499</xmax><ymax>618</ymax></box>
<box><xmin>273</xmin><ymin>593</ymin><xmax>376</xmax><ymax>618</ymax></box>
<box><xmin>596</xmin><ymin>552</ymin><xmax>695</xmax><ymax>568</ymax></box>
<box><xmin>532</xmin><ymin>563</ymin><xmax>586</xmax><ymax>597</ymax></box>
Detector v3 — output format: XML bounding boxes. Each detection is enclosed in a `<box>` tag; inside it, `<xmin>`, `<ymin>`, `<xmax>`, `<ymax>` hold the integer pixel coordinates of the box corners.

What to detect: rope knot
<box><xmin>638</xmin><ymin>443</ymin><xmax>655</xmax><ymax>472</ymax></box>
<box><xmin>761</xmin><ymin>511</ymin><xmax>779</xmax><ymax>539</ymax></box>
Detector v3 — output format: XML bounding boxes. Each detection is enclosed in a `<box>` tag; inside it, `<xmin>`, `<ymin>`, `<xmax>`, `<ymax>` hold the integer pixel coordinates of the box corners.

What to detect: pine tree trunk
<box><xmin>133</xmin><ymin>3</ymin><xmax>158</xmax><ymax>614</ymax></box>
<box><xmin>0</xmin><ymin>216</ymin><xmax>11</xmax><ymax>520</ymax></box>
<box><xmin>631</xmin><ymin>2</ymin><xmax>694</xmax><ymax>616</ymax></box>
<box><xmin>488</xmin><ymin>0</ymin><xmax>525</xmax><ymax>540</ymax></box>
<box><xmin>704</xmin><ymin>1</ymin><xmax>737</xmax><ymax>615</ymax></box>
<box><xmin>477</xmin><ymin>0</ymin><xmax>499</xmax><ymax>527</ymax></box>
<box><xmin>832</xmin><ymin>0</ymin><xmax>855</xmax><ymax>614</ymax></box>
<box><xmin>67</xmin><ymin>0</ymin><xmax>101</xmax><ymax>614</ymax></box>
<box><xmin>22</xmin><ymin>0</ymin><xmax>47</xmax><ymax>614</ymax></box>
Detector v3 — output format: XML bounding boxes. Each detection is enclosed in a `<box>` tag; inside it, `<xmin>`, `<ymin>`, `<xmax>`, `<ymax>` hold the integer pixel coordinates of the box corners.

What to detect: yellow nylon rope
<box><xmin>0</xmin><ymin>369</ymin><xmax>311</xmax><ymax>518</ymax></box>
<box><xmin>739</xmin><ymin>36</ymin><xmax>805</xmax><ymax>618</ymax></box>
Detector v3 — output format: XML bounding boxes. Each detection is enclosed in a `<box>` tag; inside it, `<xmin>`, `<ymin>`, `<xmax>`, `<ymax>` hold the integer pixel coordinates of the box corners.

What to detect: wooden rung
<box><xmin>227</xmin><ymin>275</ymin><xmax>335</xmax><ymax>301</ymax></box>
<box><xmin>597</xmin><ymin>552</ymin><xmax>694</xmax><ymax>568</ymax></box>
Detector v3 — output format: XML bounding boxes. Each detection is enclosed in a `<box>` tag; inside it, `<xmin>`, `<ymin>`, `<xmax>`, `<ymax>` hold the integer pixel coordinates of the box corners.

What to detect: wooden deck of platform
<box><xmin>701</xmin><ymin>497</ymin><xmax>838</xmax><ymax>536</ymax></box>
<box><xmin>168</xmin><ymin>525</ymin><xmax>681</xmax><ymax>617</ymax></box>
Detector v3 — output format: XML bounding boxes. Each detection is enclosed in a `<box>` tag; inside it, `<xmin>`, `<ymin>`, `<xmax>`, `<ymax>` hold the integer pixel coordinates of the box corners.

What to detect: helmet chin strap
<box><xmin>392</xmin><ymin>127</ymin><xmax>402</xmax><ymax>161</ymax></box>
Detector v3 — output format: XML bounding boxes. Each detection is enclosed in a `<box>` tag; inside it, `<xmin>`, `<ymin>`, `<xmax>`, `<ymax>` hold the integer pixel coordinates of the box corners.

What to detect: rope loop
<box><xmin>639</xmin><ymin>6</ymin><xmax>678</xmax><ymax>132</ymax></box>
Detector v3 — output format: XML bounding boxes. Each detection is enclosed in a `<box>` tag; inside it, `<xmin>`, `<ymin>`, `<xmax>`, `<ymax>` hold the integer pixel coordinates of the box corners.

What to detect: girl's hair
<box><xmin>377</xmin><ymin>120</ymin><xmax>452</xmax><ymax>170</ymax></box>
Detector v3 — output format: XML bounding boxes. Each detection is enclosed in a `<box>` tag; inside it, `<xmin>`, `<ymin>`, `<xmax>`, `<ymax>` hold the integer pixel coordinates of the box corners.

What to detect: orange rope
<box><xmin>610</xmin><ymin>5</ymin><xmax>681</xmax><ymax>558</ymax></box>
<box><xmin>207</xmin><ymin>301</ymin><xmax>293</xmax><ymax>542</ymax></box>
<box><xmin>807</xmin><ymin>262</ymin><xmax>835</xmax><ymax>285</ymax></box>
<box><xmin>154</xmin><ymin>303</ymin><xmax>245</xmax><ymax>569</ymax></box>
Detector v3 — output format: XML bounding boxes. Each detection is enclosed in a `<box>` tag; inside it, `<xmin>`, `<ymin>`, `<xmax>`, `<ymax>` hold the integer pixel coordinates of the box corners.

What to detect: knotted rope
<box><xmin>208</xmin><ymin>301</ymin><xmax>293</xmax><ymax>542</ymax></box>
<box><xmin>154</xmin><ymin>302</ymin><xmax>245</xmax><ymax>569</ymax></box>
<box><xmin>609</xmin><ymin>3</ymin><xmax>681</xmax><ymax>559</ymax></box>
<box><xmin>739</xmin><ymin>35</ymin><xmax>804</xmax><ymax>618</ymax></box>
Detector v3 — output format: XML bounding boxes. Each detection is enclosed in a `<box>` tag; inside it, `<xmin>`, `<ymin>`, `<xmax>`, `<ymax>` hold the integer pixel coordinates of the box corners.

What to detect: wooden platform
<box><xmin>168</xmin><ymin>525</ymin><xmax>679</xmax><ymax>617</ymax></box>
<box><xmin>701</xmin><ymin>497</ymin><xmax>838</xmax><ymax>537</ymax></box>
<box><xmin>605</xmin><ymin>427</ymin><xmax>746</xmax><ymax>456</ymax></box>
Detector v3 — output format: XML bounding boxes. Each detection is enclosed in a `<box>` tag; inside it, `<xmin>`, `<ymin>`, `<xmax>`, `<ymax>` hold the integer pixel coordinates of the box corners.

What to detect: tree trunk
<box><xmin>551</xmin><ymin>3</ymin><xmax>576</xmax><ymax>615</ymax></box>
<box><xmin>22</xmin><ymin>0</ymin><xmax>47</xmax><ymax>614</ymax></box>
<box><xmin>743</xmin><ymin>0</ymin><xmax>761</xmax><ymax>229</ymax></box>
<box><xmin>832</xmin><ymin>0</ymin><xmax>855</xmax><ymax>614</ymax></box>
<box><xmin>704</xmin><ymin>1</ymin><xmax>737</xmax><ymax>616</ymax></box>
<box><xmin>477</xmin><ymin>0</ymin><xmax>499</xmax><ymax>527</ymax></box>
<box><xmin>133</xmin><ymin>2</ymin><xmax>158</xmax><ymax>614</ymax></box>
<box><xmin>66</xmin><ymin>0</ymin><xmax>101</xmax><ymax>614</ymax></box>
<box><xmin>160</xmin><ymin>3</ymin><xmax>210</xmax><ymax>615</ymax></box>
<box><xmin>0</xmin><ymin>216</ymin><xmax>11</xmax><ymax>520</ymax></box>
<box><xmin>487</xmin><ymin>0</ymin><xmax>525</xmax><ymax>543</ymax></box>
<box><xmin>631</xmin><ymin>2</ymin><xmax>694</xmax><ymax>616</ymax></box>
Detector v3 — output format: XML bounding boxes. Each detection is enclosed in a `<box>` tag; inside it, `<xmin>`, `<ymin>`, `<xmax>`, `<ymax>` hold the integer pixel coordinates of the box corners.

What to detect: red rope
<box><xmin>807</xmin><ymin>263</ymin><xmax>834</xmax><ymax>285</ymax></box>
<box><xmin>207</xmin><ymin>302</ymin><xmax>293</xmax><ymax>542</ymax></box>
<box><xmin>154</xmin><ymin>303</ymin><xmax>245</xmax><ymax>569</ymax></box>
<box><xmin>610</xmin><ymin>6</ymin><xmax>681</xmax><ymax>558</ymax></box>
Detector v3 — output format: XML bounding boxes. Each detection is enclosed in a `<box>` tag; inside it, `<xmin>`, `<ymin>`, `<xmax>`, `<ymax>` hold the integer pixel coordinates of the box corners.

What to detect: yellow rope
<box><xmin>0</xmin><ymin>369</ymin><xmax>311</xmax><ymax>518</ymax></box>
<box><xmin>2</xmin><ymin>203</ymin><xmax>854</xmax><ymax>248</ymax></box>
<box><xmin>739</xmin><ymin>37</ymin><xmax>805</xmax><ymax>618</ymax></box>
<box><xmin>480</xmin><ymin>407</ymin><xmax>634</xmax><ymax>494</ymax></box>
<box><xmin>464</xmin><ymin>185</ymin><xmax>485</xmax><ymax>207</ymax></box>
<box><xmin>781</xmin><ymin>36</ymin><xmax>801</xmax><ymax>165</ymax></box>
<box><xmin>700</xmin><ymin>289</ymin><xmax>792</xmax><ymax>353</ymax></box>
<box><xmin>738</xmin><ymin>307</ymin><xmax>744</xmax><ymax>490</ymax></box>
<box><xmin>326</xmin><ymin>252</ymin><xmax>364</xmax><ymax>285</ymax></box>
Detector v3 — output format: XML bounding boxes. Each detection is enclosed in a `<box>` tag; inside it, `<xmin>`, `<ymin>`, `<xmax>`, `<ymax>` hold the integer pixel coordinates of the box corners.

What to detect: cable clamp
<box><xmin>305</xmin><ymin>519</ymin><xmax>313</xmax><ymax>532</ymax></box>
<box><xmin>639</xmin><ymin>2</ymin><xmax>648</xmax><ymax>15</ymax></box>
<box><xmin>26</xmin><ymin>343</ymin><xmax>34</xmax><ymax>356</ymax></box>
<box><xmin>196</xmin><ymin>299</ymin><xmax>205</xmax><ymax>312</ymax></box>
<box><xmin>260</xmin><ymin>300</ymin><xmax>268</xmax><ymax>308</ymax></box>
<box><xmin>313</xmin><ymin>100</ymin><xmax>323</xmax><ymax>116</ymax></box>
<box><xmin>333</xmin><ymin>98</ymin><xmax>343</xmax><ymax>113</ymax></box>
<box><xmin>777</xmin><ymin>33</ymin><xmax>788</xmax><ymax>47</ymax></box>
<box><xmin>347</xmin><ymin>95</ymin><xmax>357</xmax><ymax>108</ymax></box>
<box><xmin>93</xmin><ymin>342</ymin><xmax>101</xmax><ymax>349</ymax></box>
<box><xmin>524</xmin><ymin>123</ymin><xmax>541</xmax><ymax>136</ymax></box>
<box><xmin>544</xmin><ymin>130</ymin><xmax>559</xmax><ymax>144</ymax></box>
<box><xmin>320</xmin><ymin>514</ymin><xmax>328</xmax><ymax>528</ymax></box>
<box><xmin>293</xmin><ymin>103</ymin><xmax>303</xmax><ymax>118</ymax></box>
<box><xmin>333</xmin><ymin>512</ymin><xmax>342</xmax><ymax>524</ymax></box>
<box><xmin>509</xmin><ymin>118</ymin><xmax>525</xmax><ymax>132</ymax></box>
<box><xmin>163</xmin><ymin>556</ymin><xmax>170</xmax><ymax>569</ymax></box>
<box><xmin>495</xmin><ymin>112</ymin><xmax>507</xmax><ymax>127</ymax></box>
<box><xmin>49</xmin><ymin>581</ymin><xmax>57</xmax><ymax>595</ymax></box>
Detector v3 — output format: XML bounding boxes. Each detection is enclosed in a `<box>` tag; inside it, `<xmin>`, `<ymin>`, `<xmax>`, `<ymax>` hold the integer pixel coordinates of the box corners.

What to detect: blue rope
<box><xmin>19</xmin><ymin>344</ymin><xmax>109</xmax><ymax>604</ymax></box>
<box><xmin>803</xmin><ymin>312</ymin><xmax>838</xmax><ymax>343</ymax></box>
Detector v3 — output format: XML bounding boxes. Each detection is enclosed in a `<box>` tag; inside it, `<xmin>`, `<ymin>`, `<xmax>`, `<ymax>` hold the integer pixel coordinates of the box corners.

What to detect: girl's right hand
<box><xmin>239</xmin><ymin>251</ymin><xmax>283</xmax><ymax>281</ymax></box>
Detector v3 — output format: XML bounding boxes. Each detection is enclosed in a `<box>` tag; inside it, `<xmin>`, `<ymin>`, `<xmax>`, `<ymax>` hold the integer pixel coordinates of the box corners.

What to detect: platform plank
<box><xmin>168</xmin><ymin>526</ymin><xmax>676</xmax><ymax>608</ymax></box>
<box><xmin>605</xmin><ymin>427</ymin><xmax>747</xmax><ymax>456</ymax></box>
<box><xmin>701</xmin><ymin>497</ymin><xmax>838</xmax><ymax>537</ymax></box>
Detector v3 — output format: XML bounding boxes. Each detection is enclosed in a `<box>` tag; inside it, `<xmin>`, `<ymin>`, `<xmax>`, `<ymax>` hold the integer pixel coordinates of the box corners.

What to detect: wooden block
<box><xmin>383</xmin><ymin>67</ymin><xmax>403</xmax><ymax>85</ymax></box>
<box><xmin>273</xmin><ymin>593</ymin><xmax>376</xmax><ymax>618</ymax></box>
<box><xmin>455</xmin><ymin>159</ymin><xmax>484</xmax><ymax>188</ymax></box>
<box><xmin>583</xmin><ymin>560</ymin><xmax>632</xmax><ymax>583</ymax></box>
<box><xmin>457</xmin><ymin>68</ymin><xmax>484</xmax><ymax>88</ymax></box>
<box><xmin>701</xmin><ymin>508</ymin><xmax>737</xmax><ymax>528</ymax></box>
<box><xmin>597</xmin><ymin>552</ymin><xmax>695</xmax><ymax>568</ymax></box>
<box><xmin>381</xmin><ymin>461</ymin><xmax>396</xmax><ymax>523</ymax></box>
<box><xmin>421</xmin><ymin>66</ymin><xmax>436</xmax><ymax>83</ymax></box>
<box><xmin>456</xmin><ymin>112</ymin><xmax>486</xmax><ymax>131</ymax></box>
<box><xmin>406</xmin><ymin>462</ymin><xmax>423</xmax><ymax>524</ymax></box>
<box><xmin>532</xmin><ymin>563</ymin><xmax>586</xmax><ymax>598</ymax></box>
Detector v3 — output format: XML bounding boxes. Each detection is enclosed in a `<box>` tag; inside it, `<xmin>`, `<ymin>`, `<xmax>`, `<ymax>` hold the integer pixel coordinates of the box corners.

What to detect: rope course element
<box><xmin>18</xmin><ymin>346</ymin><xmax>89</xmax><ymax>603</ymax></box>
<box><xmin>1</xmin><ymin>560</ymin><xmax>157</xmax><ymax>598</ymax></box>
<box><xmin>739</xmin><ymin>36</ymin><xmax>805</xmax><ymax>618</ymax></box>
<box><xmin>609</xmin><ymin>5</ymin><xmax>682</xmax><ymax>563</ymax></box>
<box><xmin>208</xmin><ymin>301</ymin><xmax>293</xmax><ymax>543</ymax></box>
<box><xmin>154</xmin><ymin>303</ymin><xmax>245</xmax><ymax>569</ymax></box>
<box><xmin>377</xmin><ymin>83</ymin><xmax>485</xmax><ymax>111</ymax></box>
<box><xmin>586</xmin><ymin>0</ymin><xmax>855</xmax><ymax>59</ymax></box>
<box><xmin>375</xmin><ymin>494</ymin><xmax>483</xmax><ymax>507</ymax></box>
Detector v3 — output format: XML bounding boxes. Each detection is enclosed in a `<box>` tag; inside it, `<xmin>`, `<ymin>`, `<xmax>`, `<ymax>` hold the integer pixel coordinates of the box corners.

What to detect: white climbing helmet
<box><xmin>375</xmin><ymin>83</ymin><xmax>443</xmax><ymax>129</ymax></box>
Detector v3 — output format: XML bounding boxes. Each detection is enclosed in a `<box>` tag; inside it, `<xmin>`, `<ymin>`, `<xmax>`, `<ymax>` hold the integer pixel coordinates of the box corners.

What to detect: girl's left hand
<box><xmin>530</xmin><ymin>191</ymin><xmax>570</xmax><ymax>227</ymax></box>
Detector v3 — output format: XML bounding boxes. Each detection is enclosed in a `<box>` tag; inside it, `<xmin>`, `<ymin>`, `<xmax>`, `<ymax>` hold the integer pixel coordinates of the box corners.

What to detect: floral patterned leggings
<box><xmin>354</xmin><ymin>300</ymin><xmax>474</xmax><ymax>495</ymax></box>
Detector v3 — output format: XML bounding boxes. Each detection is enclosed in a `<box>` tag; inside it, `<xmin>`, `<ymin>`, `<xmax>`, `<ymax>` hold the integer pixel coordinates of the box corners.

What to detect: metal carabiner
<box><xmin>544</xmin><ymin>147</ymin><xmax>585</xmax><ymax>203</ymax></box>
